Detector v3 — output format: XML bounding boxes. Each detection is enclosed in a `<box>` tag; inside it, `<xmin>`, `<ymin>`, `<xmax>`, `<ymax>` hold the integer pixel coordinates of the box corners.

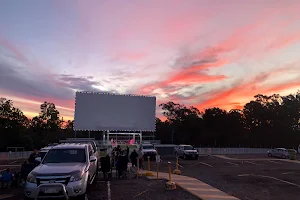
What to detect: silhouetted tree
<box><xmin>1</xmin><ymin>91</ymin><xmax>300</xmax><ymax>150</ymax></box>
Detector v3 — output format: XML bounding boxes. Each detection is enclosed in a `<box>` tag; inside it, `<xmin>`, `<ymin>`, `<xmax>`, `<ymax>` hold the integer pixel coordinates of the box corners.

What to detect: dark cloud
<box><xmin>59</xmin><ymin>74</ymin><xmax>102</xmax><ymax>91</ymax></box>
<box><xmin>0</xmin><ymin>57</ymin><xmax>74</xmax><ymax>100</ymax></box>
<box><xmin>0</xmin><ymin>55</ymin><xmax>105</xmax><ymax>104</ymax></box>
<box><xmin>171</xmin><ymin>46</ymin><xmax>224</xmax><ymax>70</ymax></box>
<box><xmin>167</xmin><ymin>85</ymin><xmax>204</xmax><ymax>101</ymax></box>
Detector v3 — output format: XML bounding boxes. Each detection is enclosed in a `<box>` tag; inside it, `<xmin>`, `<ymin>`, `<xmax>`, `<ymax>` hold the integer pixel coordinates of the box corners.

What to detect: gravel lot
<box><xmin>148</xmin><ymin>155</ymin><xmax>300</xmax><ymax>200</ymax></box>
<box><xmin>0</xmin><ymin>171</ymin><xmax>199</xmax><ymax>200</ymax></box>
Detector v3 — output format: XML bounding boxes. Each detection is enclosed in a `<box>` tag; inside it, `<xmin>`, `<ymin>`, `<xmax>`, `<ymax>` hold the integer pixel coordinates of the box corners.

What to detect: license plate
<box><xmin>44</xmin><ymin>188</ymin><xmax>59</xmax><ymax>194</ymax></box>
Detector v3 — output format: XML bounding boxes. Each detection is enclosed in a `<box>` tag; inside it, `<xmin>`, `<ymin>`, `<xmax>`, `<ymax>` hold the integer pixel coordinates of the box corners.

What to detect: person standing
<box><xmin>28</xmin><ymin>149</ymin><xmax>39</xmax><ymax>164</ymax></box>
<box><xmin>138</xmin><ymin>147</ymin><xmax>144</xmax><ymax>169</ymax></box>
<box><xmin>130</xmin><ymin>149</ymin><xmax>138</xmax><ymax>167</ymax></box>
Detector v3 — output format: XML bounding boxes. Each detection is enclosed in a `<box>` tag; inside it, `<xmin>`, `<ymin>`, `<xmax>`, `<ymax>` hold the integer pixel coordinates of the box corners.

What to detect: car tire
<box><xmin>282</xmin><ymin>155</ymin><xmax>286</xmax><ymax>159</ymax></box>
<box><xmin>268</xmin><ymin>153</ymin><xmax>272</xmax><ymax>157</ymax></box>
<box><xmin>183</xmin><ymin>154</ymin><xmax>187</xmax><ymax>160</ymax></box>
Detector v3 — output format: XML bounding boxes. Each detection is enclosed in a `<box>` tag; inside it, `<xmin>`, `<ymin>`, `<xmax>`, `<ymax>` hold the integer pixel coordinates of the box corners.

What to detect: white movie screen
<box><xmin>74</xmin><ymin>92</ymin><xmax>156</xmax><ymax>131</ymax></box>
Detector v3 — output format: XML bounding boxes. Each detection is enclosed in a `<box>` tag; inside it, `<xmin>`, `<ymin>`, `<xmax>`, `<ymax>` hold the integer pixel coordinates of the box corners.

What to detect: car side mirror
<box><xmin>35</xmin><ymin>157</ymin><xmax>41</xmax><ymax>163</ymax></box>
<box><xmin>90</xmin><ymin>156</ymin><xmax>97</xmax><ymax>162</ymax></box>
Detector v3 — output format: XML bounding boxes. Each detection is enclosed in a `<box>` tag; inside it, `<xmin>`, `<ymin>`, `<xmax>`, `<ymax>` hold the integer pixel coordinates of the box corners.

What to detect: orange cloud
<box><xmin>140</xmin><ymin>71</ymin><xmax>226</xmax><ymax>94</ymax></box>
<box><xmin>268</xmin><ymin>33</ymin><xmax>300</xmax><ymax>50</ymax></box>
<box><xmin>264</xmin><ymin>81</ymin><xmax>300</xmax><ymax>94</ymax></box>
<box><xmin>195</xmin><ymin>64</ymin><xmax>300</xmax><ymax>111</ymax></box>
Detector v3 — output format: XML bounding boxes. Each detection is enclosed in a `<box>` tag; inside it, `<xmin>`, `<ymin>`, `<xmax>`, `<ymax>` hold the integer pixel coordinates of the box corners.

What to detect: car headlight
<box><xmin>27</xmin><ymin>173</ymin><xmax>37</xmax><ymax>183</ymax></box>
<box><xmin>70</xmin><ymin>171</ymin><xmax>84</xmax><ymax>182</ymax></box>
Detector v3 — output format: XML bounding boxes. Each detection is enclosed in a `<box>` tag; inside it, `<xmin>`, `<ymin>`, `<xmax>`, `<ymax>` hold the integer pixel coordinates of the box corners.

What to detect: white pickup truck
<box><xmin>141</xmin><ymin>143</ymin><xmax>157</xmax><ymax>160</ymax></box>
<box><xmin>174</xmin><ymin>145</ymin><xmax>199</xmax><ymax>160</ymax></box>
<box><xmin>24</xmin><ymin>143</ymin><xmax>98</xmax><ymax>200</ymax></box>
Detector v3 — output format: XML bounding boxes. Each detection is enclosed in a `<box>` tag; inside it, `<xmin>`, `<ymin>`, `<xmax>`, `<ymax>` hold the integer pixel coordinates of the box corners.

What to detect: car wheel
<box><xmin>183</xmin><ymin>154</ymin><xmax>187</xmax><ymax>160</ymax></box>
<box><xmin>282</xmin><ymin>155</ymin><xmax>286</xmax><ymax>159</ymax></box>
<box><xmin>268</xmin><ymin>153</ymin><xmax>272</xmax><ymax>157</ymax></box>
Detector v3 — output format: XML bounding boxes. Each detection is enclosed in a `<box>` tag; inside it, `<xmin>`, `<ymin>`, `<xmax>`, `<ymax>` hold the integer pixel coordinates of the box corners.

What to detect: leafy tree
<box><xmin>1</xmin><ymin>91</ymin><xmax>300</xmax><ymax>150</ymax></box>
<box><xmin>40</xmin><ymin>102</ymin><xmax>63</xmax><ymax>130</ymax></box>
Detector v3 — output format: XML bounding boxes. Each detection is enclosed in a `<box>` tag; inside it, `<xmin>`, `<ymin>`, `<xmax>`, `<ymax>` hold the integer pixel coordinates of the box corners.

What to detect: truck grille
<box><xmin>37</xmin><ymin>177</ymin><xmax>70</xmax><ymax>186</ymax></box>
<box><xmin>145</xmin><ymin>152</ymin><xmax>156</xmax><ymax>154</ymax></box>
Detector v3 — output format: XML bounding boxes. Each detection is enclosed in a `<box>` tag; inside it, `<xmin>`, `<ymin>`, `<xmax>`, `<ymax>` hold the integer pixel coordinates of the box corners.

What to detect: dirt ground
<box><xmin>149</xmin><ymin>155</ymin><xmax>300</xmax><ymax>200</ymax></box>
<box><xmin>0</xmin><ymin>172</ymin><xmax>199</xmax><ymax>200</ymax></box>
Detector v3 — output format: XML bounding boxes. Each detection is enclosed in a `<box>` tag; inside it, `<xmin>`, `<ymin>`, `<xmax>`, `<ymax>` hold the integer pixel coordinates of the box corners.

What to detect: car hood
<box><xmin>184</xmin><ymin>150</ymin><xmax>198</xmax><ymax>153</ymax></box>
<box><xmin>31</xmin><ymin>163</ymin><xmax>86</xmax><ymax>176</ymax></box>
<box><xmin>142</xmin><ymin>149</ymin><xmax>156</xmax><ymax>153</ymax></box>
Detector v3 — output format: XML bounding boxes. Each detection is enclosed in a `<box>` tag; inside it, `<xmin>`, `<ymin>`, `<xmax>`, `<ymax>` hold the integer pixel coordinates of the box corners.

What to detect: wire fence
<box><xmin>0</xmin><ymin>151</ymin><xmax>32</xmax><ymax>161</ymax></box>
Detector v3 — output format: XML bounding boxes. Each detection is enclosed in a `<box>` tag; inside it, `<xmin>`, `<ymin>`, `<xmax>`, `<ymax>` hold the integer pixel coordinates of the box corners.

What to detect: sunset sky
<box><xmin>1</xmin><ymin>0</ymin><xmax>300</xmax><ymax>121</ymax></box>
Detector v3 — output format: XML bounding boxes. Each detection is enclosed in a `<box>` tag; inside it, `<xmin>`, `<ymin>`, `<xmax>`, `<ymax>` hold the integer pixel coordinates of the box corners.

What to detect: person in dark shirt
<box><xmin>130</xmin><ymin>149</ymin><xmax>138</xmax><ymax>167</ymax></box>
<box><xmin>116</xmin><ymin>145</ymin><xmax>121</xmax><ymax>154</ymax></box>
<box><xmin>1</xmin><ymin>168</ymin><xmax>13</xmax><ymax>188</ymax></box>
<box><xmin>100</xmin><ymin>155</ymin><xmax>111</xmax><ymax>180</ymax></box>
<box><xmin>28</xmin><ymin>149</ymin><xmax>39</xmax><ymax>164</ymax></box>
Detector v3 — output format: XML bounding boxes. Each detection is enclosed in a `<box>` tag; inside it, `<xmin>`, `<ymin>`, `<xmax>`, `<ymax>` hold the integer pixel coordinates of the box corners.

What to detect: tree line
<box><xmin>156</xmin><ymin>92</ymin><xmax>300</xmax><ymax>149</ymax></box>
<box><xmin>0</xmin><ymin>98</ymin><xmax>75</xmax><ymax>151</ymax></box>
<box><xmin>1</xmin><ymin>92</ymin><xmax>300</xmax><ymax>151</ymax></box>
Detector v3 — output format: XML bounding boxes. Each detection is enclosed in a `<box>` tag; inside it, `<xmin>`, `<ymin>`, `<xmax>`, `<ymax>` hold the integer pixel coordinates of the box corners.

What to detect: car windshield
<box><xmin>65</xmin><ymin>141</ymin><xmax>96</xmax><ymax>152</ymax></box>
<box><xmin>143</xmin><ymin>145</ymin><xmax>153</xmax><ymax>149</ymax></box>
<box><xmin>184</xmin><ymin>146</ymin><xmax>194</xmax><ymax>150</ymax></box>
<box><xmin>39</xmin><ymin>152</ymin><xmax>47</xmax><ymax>159</ymax></box>
<box><xmin>43</xmin><ymin>149</ymin><xmax>86</xmax><ymax>163</ymax></box>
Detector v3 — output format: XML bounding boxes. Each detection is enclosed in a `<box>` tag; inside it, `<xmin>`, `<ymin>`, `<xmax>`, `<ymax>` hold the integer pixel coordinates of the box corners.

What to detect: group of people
<box><xmin>129</xmin><ymin>147</ymin><xmax>144</xmax><ymax>169</ymax></box>
<box><xmin>99</xmin><ymin>145</ymin><xmax>144</xmax><ymax>179</ymax></box>
<box><xmin>112</xmin><ymin>145</ymin><xmax>144</xmax><ymax>169</ymax></box>
<box><xmin>0</xmin><ymin>148</ymin><xmax>41</xmax><ymax>188</ymax></box>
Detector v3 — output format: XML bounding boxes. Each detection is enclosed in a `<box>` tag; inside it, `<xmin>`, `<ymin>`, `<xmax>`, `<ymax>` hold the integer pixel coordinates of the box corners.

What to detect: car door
<box><xmin>276</xmin><ymin>149</ymin><xmax>283</xmax><ymax>157</ymax></box>
<box><xmin>88</xmin><ymin>146</ymin><xmax>97</xmax><ymax>175</ymax></box>
<box><xmin>179</xmin><ymin>146</ymin><xmax>184</xmax><ymax>156</ymax></box>
<box><xmin>272</xmin><ymin>149</ymin><xmax>278</xmax><ymax>157</ymax></box>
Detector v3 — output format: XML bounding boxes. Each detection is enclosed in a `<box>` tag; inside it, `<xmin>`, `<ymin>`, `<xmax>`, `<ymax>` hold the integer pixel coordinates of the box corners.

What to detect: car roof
<box><xmin>40</xmin><ymin>146</ymin><xmax>53</xmax><ymax>151</ymax></box>
<box><xmin>60</xmin><ymin>140</ymin><xmax>97</xmax><ymax>148</ymax></box>
<box><xmin>51</xmin><ymin>143</ymin><xmax>87</xmax><ymax>149</ymax></box>
<box><xmin>179</xmin><ymin>145</ymin><xmax>192</xmax><ymax>146</ymax></box>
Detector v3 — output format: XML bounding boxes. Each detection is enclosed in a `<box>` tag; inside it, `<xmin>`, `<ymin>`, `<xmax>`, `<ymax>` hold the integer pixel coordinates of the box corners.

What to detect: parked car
<box><xmin>267</xmin><ymin>148</ymin><xmax>289</xmax><ymax>159</ymax></box>
<box><xmin>174</xmin><ymin>145</ymin><xmax>199</xmax><ymax>160</ymax></box>
<box><xmin>141</xmin><ymin>143</ymin><xmax>157</xmax><ymax>160</ymax></box>
<box><xmin>39</xmin><ymin>146</ymin><xmax>53</xmax><ymax>160</ymax></box>
<box><xmin>59</xmin><ymin>139</ymin><xmax>100</xmax><ymax>168</ymax></box>
<box><xmin>25</xmin><ymin>143</ymin><xmax>98</xmax><ymax>200</ymax></box>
